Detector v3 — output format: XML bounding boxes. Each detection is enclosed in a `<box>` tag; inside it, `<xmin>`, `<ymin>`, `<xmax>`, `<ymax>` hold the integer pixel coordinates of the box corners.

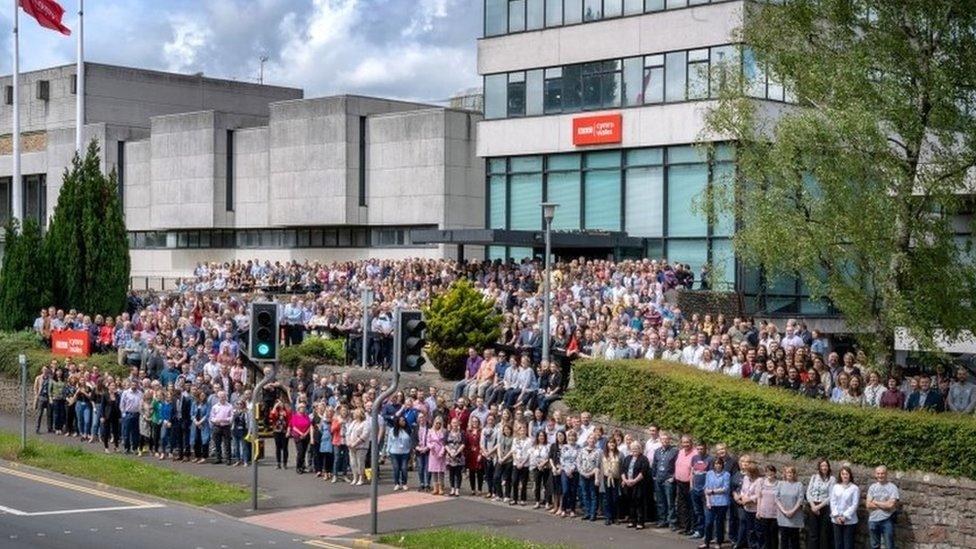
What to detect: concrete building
<box><xmin>0</xmin><ymin>63</ymin><xmax>485</xmax><ymax>278</ymax></box>
<box><xmin>472</xmin><ymin>0</ymin><xmax>817</xmax><ymax>316</ymax></box>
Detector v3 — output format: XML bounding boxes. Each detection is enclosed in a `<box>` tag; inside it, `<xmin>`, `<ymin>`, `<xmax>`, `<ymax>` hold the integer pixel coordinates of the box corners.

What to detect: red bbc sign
<box><xmin>52</xmin><ymin>329</ymin><xmax>91</xmax><ymax>357</ymax></box>
<box><xmin>572</xmin><ymin>113</ymin><xmax>623</xmax><ymax>146</ymax></box>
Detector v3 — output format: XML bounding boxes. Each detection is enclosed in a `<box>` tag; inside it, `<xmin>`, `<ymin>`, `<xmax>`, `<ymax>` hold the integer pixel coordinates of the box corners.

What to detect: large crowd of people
<box><xmin>23</xmin><ymin>256</ymin><xmax>971</xmax><ymax>549</ymax></box>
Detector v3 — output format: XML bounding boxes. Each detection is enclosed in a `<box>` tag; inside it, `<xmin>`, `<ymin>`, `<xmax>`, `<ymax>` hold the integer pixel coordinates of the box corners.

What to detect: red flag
<box><xmin>19</xmin><ymin>0</ymin><xmax>72</xmax><ymax>36</ymax></box>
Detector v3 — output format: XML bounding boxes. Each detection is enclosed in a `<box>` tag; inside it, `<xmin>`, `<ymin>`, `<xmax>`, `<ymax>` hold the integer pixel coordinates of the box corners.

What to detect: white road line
<box><xmin>0</xmin><ymin>503</ymin><xmax>162</xmax><ymax>517</ymax></box>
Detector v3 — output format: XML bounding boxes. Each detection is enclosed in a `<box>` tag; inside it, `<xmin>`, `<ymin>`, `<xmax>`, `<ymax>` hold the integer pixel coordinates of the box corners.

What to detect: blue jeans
<box><xmin>603</xmin><ymin>483</ymin><xmax>619</xmax><ymax>524</ymax></box>
<box><xmin>704</xmin><ymin>505</ymin><xmax>728</xmax><ymax>544</ymax></box>
<box><xmin>833</xmin><ymin>523</ymin><xmax>855</xmax><ymax>549</ymax></box>
<box><xmin>578</xmin><ymin>475</ymin><xmax>597</xmax><ymax>519</ymax></box>
<box><xmin>869</xmin><ymin>518</ymin><xmax>895</xmax><ymax>549</ymax></box>
<box><xmin>160</xmin><ymin>425</ymin><xmax>171</xmax><ymax>453</ymax></box>
<box><xmin>655</xmin><ymin>478</ymin><xmax>675</xmax><ymax>526</ymax></box>
<box><xmin>416</xmin><ymin>452</ymin><xmax>429</xmax><ymax>488</ymax></box>
<box><xmin>232</xmin><ymin>432</ymin><xmax>249</xmax><ymax>463</ymax></box>
<box><xmin>391</xmin><ymin>453</ymin><xmax>409</xmax><ymax>486</ymax></box>
<box><xmin>691</xmin><ymin>489</ymin><xmax>706</xmax><ymax>533</ymax></box>
<box><xmin>121</xmin><ymin>412</ymin><xmax>140</xmax><ymax>452</ymax></box>
<box><xmin>90</xmin><ymin>404</ymin><xmax>102</xmax><ymax>439</ymax></box>
<box><xmin>74</xmin><ymin>401</ymin><xmax>91</xmax><ymax>437</ymax></box>
<box><xmin>560</xmin><ymin>472</ymin><xmax>577</xmax><ymax>512</ymax></box>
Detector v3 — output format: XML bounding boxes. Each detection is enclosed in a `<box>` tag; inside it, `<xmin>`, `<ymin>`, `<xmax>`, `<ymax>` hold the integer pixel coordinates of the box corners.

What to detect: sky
<box><xmin>0</xmin><ymin>0</ymin><xmax>482</xmax><ymax>103</ymax></box>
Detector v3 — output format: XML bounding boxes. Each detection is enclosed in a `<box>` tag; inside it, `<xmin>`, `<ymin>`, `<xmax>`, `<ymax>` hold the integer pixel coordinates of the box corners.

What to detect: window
<box><xmin>665</xmin><ymin>51</ymin><xmax>687</xmax><ymax>102</ymax></box>
<box><xmin>583</xmin><ymin>0</ymin><xmax>602</xmax><ymax>20</ymax></box>
<box><xmin>226</xmin><ymin>130</ymin><xmax>234</xmax><ymax>212</ymax></box>
<box><xmin>510</xmin><ymin>173</ymin><xmax>543</xmax><ymax>229</ymax></box>
<box><xmin>358</xmin><ymin>117</ymin><xmax>367</xmax><ymax>206</ymax></box>
<box><xmin>526</xmin><ymin>69</ymin><xmax>544</xmax><ymax>116</ymax></box>
<box><xmin>604</xmin><ymin>0</ymin><xmax>623</xmax><ymax>17</ymax></box>
<box><xmin>666</xmin><ymin>0</ymin><xmax>687</xmax><ymax>7</ymax></box>
<box><xmin>625</xmin><ymin>164</ymin><xmax>664</xmax><ymax>237</ymax></box>
<box><xmin>645</xmin><ymin>0</ymin><xmax>664</xmax><ymax>10</ymax></box>
<box><xmin>562</xmin><ymin>64</ymin><xmax>583</xmax><ymax>111</ymax></box>
<box><xmin>489</xmin><ymin>175</ymin><xmax>507</xmax><ymax>229</ymax></box>
<box><xmin>643</xmin><ymin>55</ymin><xmax>665</xmax><ymax>104</ymax></box>
<box><xmin>624</xmin><ymin>0</ymin><xmax>643</xmax><ymax>14</ymax></box>
<box><xmin>709</xmin><ymin>45</ymin><xmax>738</xmax><ymax>98</ymax></box>
<box><xmin>526</xmin><ymin>0</ymin><xmax>544</xmax><ymax>29</ymax></box>
<box><xmin>543</xmin><ymin>68</ymin><xmax>563</xmax><ymax>113</ymax></box>
<box><xmin>582</xmin><ymin>60</ymin><xmax>621</xmax><ymax>110</ymax></box>
<box><xmin>583</xmin><ymin>152</ymin><xmax>621</xmax><ymax>231</ymax></box>
<box><xmin>622</xmin><ymin>56</ymin><xmax>644</xmax><ymax>106</ymax></box>
<box><xmin>0</xmin><ymin>178</ymin><xmax>10</xmax><ymax>226</ymax></box>
<box><xmin>687</xmin><ymin>48</ymin><xmax>710</xmax><ymax>99</ymax></box>
<box><xmin>668</xmin><ymin>239</ymin><xmax>707</xmax><ymax>275</ymax></box>
<box><xmin>485</xmin><ymin>0</ymin><xmax>508</xmax><ymax>36</ymax></box>
<box><xmin>545</xmin><ymin>0</ymin><xmax>563</xmax><ymax>26</ymax></box>
<box><xmin>23</xmin><ymin>174</ymin><xmax>46</xmax><ymax>226</ymax></box>
<box><xmin>743</xmin><ymin>47</ymin><xmax>766</xmax><ymax>98</ymax></box>
<box><xmin>667</xmin><ymin>154</ymin><xmax>708</xmax><ymax>237</ymax></box>
<box><xmin>507</xmin><ymin>72</ymin><xmax>526</xmax><ymax>117</ymax></box>
<box><xmin>484</xmin><ymin>74</ymin><xmax>507</xmax><ymax>119</ymax></box>
<box><xmin>564</xmin><ymin>0</ymin><xmax>582</xmax><ymax>23</ymax></box>
<box><xmin>547</xmin><ymin>170</ymin><xmax>581</xmax><ymax>230</ymax></box>
<box><xmin>508</xmin><ymin>0</ymin><xmax>526</xmax><ymax>32</ymax></box>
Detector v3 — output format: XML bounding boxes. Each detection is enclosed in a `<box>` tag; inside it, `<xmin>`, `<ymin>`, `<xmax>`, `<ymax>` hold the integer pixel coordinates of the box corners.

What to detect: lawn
<box><xmin>0</xmin><ymin>431</ymin><xmax>249</xmax><ymax>506</ymax></box>
<box><xmin>378</xmin><ymin>528</ymin><xmax>571</xmax><ymax>549</ymax></box>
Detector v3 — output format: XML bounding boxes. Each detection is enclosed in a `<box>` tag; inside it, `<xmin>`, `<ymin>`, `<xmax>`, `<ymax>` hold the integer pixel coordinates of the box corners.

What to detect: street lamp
<box><xmin>541</xmin><ymin>202</ymin><xmax>558</xmax><ymax>366</ymax></box>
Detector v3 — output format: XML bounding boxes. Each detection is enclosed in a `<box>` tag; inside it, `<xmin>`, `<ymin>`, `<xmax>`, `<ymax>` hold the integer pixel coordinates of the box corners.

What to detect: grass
<box><xmin>0</xmin><ymin>431</ymin><xmax>249</xmax><ymax>506</ymax></box>
<box><xmin>378</xmin><ymin>528</ymin><xmax>572</xmax><ymax>549</ymax></box>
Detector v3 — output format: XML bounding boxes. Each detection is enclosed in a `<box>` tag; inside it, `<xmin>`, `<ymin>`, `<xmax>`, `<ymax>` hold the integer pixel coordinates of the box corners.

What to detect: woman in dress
<box><xmin>510</xmin><ymin>422</ymin><xmax>532</xmax><ymax>506</ymax></box>
<box><xmin>464</xmin><ymin>415</ymin><xmax>484</xmax><ymax>495</ymax></box>
<box><xmin>548</xmin><ymin>430</ymin><xmax>566</xmax><ymax>516</ymax></box>
<box><xmin>531</xmin><ymin>430</ymin><xmax>552</xmax><ymax>509</ymax></box>
<box><xmin>426</xmin><ymin>416</ymin><xmax>447</xmax><ymax>496</ymax></box>
<box><xmin>775</xmin><ymin>466</ymin><xmax>805</xmax><ymax>549</ymax></box>
<box><xmin>445</xmin><ymin>417</ymin><xmax>466</xmax><ymax>497</ymax></box>
<box><xmin>414</xmin><ymin>412</ymin><xmax>431</xmax><ymax>491</ymax></box>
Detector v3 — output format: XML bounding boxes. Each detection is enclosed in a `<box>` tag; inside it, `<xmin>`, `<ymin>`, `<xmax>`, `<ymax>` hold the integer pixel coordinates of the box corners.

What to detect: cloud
<box><xmin>0</xmin><ymin>0</ymin><xmax>481</xmax><ymax>103</ymax></box>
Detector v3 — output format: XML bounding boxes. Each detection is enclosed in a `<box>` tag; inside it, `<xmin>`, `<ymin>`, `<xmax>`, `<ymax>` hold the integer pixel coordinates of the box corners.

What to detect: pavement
<box><xmin>1</xmin><ymin>392</ymin><xmax>697</xmax><ymax>549</ymax></box>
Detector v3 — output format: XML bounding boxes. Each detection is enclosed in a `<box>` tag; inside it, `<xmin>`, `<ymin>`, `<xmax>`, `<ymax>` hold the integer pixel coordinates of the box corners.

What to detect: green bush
<box><xmin>566</xmin><ymin>359</ymin><xmax>976</xmax><ymax>479</ymax></box>
<box><xmin>279</xmin><ymin>336</ymin><xmax>346</xmax><ymax>370</ymax></box>
<box><xmin>424</xmin><ymin>279</ymin><xmax>500</xmax><ymax>380</ymax></box>
<box><xmin>0</xmin><ymin>331</ymin><xmax>125</xmax><ymax>379</ymax></box>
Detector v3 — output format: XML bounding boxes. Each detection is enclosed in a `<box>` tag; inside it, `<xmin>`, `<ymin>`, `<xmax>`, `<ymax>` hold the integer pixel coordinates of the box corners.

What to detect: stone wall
<box><xmin>586</xmin><ymin>412</ymin><xmax>976</xmax><ymax>549</ymax></box>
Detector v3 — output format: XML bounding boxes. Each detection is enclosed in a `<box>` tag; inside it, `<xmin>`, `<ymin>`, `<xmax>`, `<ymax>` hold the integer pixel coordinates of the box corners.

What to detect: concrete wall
<box><xmin>122</xmin><ymin>139</ymin><xmax>152</xmax><ymax>231</ymax></box>
<box><xmin>478</xmin><ymin>1</ymin><xmax>743</xmax><ymax>75</ymax></box>
<box><xmin>232</xmin><ymin>126</ymin><xmax>271</xmax><ymax>228</ymax></box>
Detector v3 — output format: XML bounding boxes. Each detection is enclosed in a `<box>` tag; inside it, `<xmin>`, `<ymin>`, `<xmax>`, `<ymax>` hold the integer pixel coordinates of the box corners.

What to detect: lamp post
<box><xmin>541</xmin><ymin>202</ymin><xmax>558</xmax><ymax>366</ymax></box>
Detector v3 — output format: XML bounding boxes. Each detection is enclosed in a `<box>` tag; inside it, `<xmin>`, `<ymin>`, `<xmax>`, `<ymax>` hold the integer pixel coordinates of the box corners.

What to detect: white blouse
<box><xmin>829</xmin><ymin>483</ymin><xmax>860</xmax><ymax>525</ymax></box>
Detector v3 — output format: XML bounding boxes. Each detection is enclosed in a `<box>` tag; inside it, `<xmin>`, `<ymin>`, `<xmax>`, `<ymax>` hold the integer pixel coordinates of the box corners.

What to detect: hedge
<box><xmin>566</xmin><ymin>359</ymin><xmax>976</xmax><ymax>480</ymax></box>
<box><xmin>0</xmin><ymin>331</ymin><xmax>125</xmax><ymax>379</ymax></box>
<box><xmin>278</xmin><ymin>336</ymin><xmax>346</xmax><ymax>371</ymax></box>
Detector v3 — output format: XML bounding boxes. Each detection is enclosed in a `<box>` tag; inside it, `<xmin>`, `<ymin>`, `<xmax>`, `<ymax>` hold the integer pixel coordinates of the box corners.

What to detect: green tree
<box><xmin>423</xmin><ymin>278</ymin><xmax>501</xmax><ymax>380</ymax></box>
<box><xmin>0</xmin><ymin>219</ymin><xmax>52</xmax><ymax>330</ymax></box>
<box><xmin>705</xmin><ymin>1</ymin><xmax>976</xmax><ymax>363</ymax></box>
<box><xmin>47</xmin><ymin>140</ymin><xmax>130</xmax><ymax>316</ymax></box>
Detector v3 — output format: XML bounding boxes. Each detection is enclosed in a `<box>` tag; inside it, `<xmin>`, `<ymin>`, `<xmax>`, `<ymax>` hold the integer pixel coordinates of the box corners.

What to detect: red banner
<box><xmin>52</xmin><ymin>330</ymin><xmax>90</xmax><ymax>357</ymax></box>
<box><xmin>572</xmin><ymin>113</ymin><xmax>623</xmax><ymax>146</ymax></box>
<box><xmin>19</xmin><ymin>0</ymin><xmax>72</xmax><ymax>36</ymax></box>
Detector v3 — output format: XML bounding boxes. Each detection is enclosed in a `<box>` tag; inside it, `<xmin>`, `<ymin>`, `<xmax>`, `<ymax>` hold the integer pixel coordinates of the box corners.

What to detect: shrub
<box><xmin>0</xmin><ymin>219</ymin><xmax>51</xmax><ymax>331</ymax></box>
<box><xmin>423</xmin><ymin>279</ymin><xmax>501</xmax><ymax>380</ymax></box>
<box><xmin>279</xmin><ymin>336</ymin><xmax>346</xmax><ymax>370</ymax></box>
<box><xmin>0</xmin><ymin>331</ymin><xmax>126</xmax><ymax>379</ymax></box>
<box><xmin>566</xmin><ymin>359</ymin><xmax>976</xmax><ymax>479</ymax></box>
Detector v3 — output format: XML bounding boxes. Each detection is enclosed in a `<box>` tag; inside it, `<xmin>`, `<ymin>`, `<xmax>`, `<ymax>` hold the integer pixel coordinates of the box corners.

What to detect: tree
<box><xmin>47</xmin><ymin>140</ymin><xmax>130</xmax><ymax>316</ymax></box>
<box><xmin>0</xmin><ymin>219</ymin><xmax>52</xmax><ymax>331</ymax></box>
<box><xmin>705</xmin><ymin>1</ymin><xmax>976</xmax><ymax>363</ymax></box>
<box><xmin>423</xmin><ymin>278</ymin><xmax>501</xmax><ymax>380</ymax></box>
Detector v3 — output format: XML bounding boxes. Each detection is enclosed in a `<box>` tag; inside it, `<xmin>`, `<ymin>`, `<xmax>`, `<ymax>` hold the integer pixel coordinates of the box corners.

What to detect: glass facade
<box><xmin>484</xmin><ymin>44</ymin><xmax>791</xmax><ymax>120</ymax></box>
<box><xmin>0</xmin><ymin>175</ymin><xmax>47</xmax><ymax>228</ymax></box>
<box><xmin>484</xmin><ymin>0</ymin><xmax>734</xmax><ymax>37</ymax></box>
<box><xmin>127</xmin><ymin>225</ymin><xmax>436</xmax><ymax>250</ymax></box>
<box><xmin>486</xmin><ymin>145</ymin><xmax>735</xmax><ymax>287</ymax></box>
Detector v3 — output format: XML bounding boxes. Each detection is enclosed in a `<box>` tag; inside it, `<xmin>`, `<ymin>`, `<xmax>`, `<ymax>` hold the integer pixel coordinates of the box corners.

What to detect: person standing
<box><xmin>601</xmin><ymin>438</ymin><xmax>622</xmax><ymax>524</ymax></box>
<box><xmin>806</xmin><ymin>458</ymin><xmax>835</xmax><ymax>549</ymax></box>
<box><xmin>701</xmin><ymin>457</ymin><xmax>731</xmax><ymax>549</ymax></box>
<box><xmin>652</xmin><ymin>433</ymin><xmax>678</xmax><ymax>529</ymax></box>
<box><xmin>756</xmin><ymin>465</ymin><xmax>780</xmax><ymax>549</ymax></box>
<box><xmin>388</xmin><ymin>416</ymin><xmax>413</xmax><ymax>491</ymax></box>
<box><xmin>427</xmin><ymin>416</ymin><xmax>447</xmax><ymax>496</ymax></box>
<box><xmin>674</xmin><ymin>435</ymin><xmax>697</xmax><ymax>535</ymax></box>
<box><xmin>734</xmin><ymin>456</ymin><xmax>761</xmax><ymax>549</ymax></box>
<box><xmin>209</xmin><ymin>390</ymin><xmax>234</xmax><ymax>465</ymax></box>
<box><xmin>576</xmin><ymin>433</ymin><xmax>601</xmax><ymax>520</ymax></box>
<box><xmin>689</xmin><ymin>441</ymin><xmax>714</xmax><ymax>539</ymax></box>
<box><xmin>621</xmin><ymin>441</ymin><xmax>650</xmax><ymax>530</ymax></box>
<box><xmin>33</xmin><ymin>366</ymin><xmax>53</xmax><ymax>434</ymax></box>
<box><xmin>829</xmin><ymin>466</ymin><xmax>860</xmax><ymax>549</ymax></box>
<box><xmin>445</xmin><ymin>418</ymin><xmax>466</xmax><ymax>497</ymax></box>
<box><xmin>775</xmin><ymin>466</ymin><xmax>805</xmax><ymax>549</ymax></box>
<box><xmin>288</xmin><ymin>403</ymin><xmax>312</xmax><ymax>474</ymax></box>
<box><xmin>866</xmin><ymin>466</ymin><xmax>899</xmax><ymax>549</ymax></box>
<box><xmin>119</xmin><ymin>380</ymin><xmax>143</xmax><ymax>454</ymax></box>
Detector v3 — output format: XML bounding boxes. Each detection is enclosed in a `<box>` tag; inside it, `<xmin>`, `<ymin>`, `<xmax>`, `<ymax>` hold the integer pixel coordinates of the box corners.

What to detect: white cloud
<box><xmin>163</xmin><ymin>16</ymin><xmax>212</xmax><ymax>72</ymax></box>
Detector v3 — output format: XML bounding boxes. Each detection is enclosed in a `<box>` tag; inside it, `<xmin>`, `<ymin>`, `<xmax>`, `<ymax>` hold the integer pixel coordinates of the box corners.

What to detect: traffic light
<box><xmin>397</xmin><ymin>309</ymin><xmax>426</xmax><ymax>372</ymax></box>
<box><xmin>249</xmin><ymin>302</ymin><xmax>279</xmax><ymax>361</ymax></box>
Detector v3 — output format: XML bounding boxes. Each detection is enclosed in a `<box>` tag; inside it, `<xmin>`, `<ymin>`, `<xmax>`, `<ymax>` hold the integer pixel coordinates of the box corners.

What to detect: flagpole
<box><xmin>12</xmin><ymin>0</ymin><xmax>22</xmax><ymax>224</ymax></box>
<box><xmin>74</xmin><ymin>0</ymin><xmax>83</xmax><ymax>153</ymax></box>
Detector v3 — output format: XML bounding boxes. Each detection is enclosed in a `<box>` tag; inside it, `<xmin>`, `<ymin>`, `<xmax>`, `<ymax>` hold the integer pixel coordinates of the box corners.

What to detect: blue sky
<box><xmin>0</xmin><ymin>0</ymin><xmax>482</xmax><ymax>102</ymax></box>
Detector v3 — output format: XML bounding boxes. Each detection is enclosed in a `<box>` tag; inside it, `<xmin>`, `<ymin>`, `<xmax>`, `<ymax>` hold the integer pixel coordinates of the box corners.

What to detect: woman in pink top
<box><xmin>288</xmin><ymin>403</ymin><xmax>312</xmax><ymax>475</ymax></box>
<box><xmin>756</xmin><ymin>465</ymin><xmax>780</xmax><ymax>549</ymax></box>
<box><xmin>426</xmin><ymin>416</ymin><xmax>447</xmax><ymax>495</ymax></box>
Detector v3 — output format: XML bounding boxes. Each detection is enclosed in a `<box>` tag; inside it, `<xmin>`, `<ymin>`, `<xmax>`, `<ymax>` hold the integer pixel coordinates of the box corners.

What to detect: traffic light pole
<box><xmin>251</xmin><ymin>363</ymin><xmax>276</xmax><ymax>511</ymax></box>
<box><xmin>369</xmin><ymin>306</ymin><xmax>400</xmax><ymax>536</ymax></box>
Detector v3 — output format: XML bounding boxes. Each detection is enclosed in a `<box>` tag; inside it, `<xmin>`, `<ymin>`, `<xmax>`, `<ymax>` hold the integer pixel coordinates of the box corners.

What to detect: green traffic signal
<box><xmin>257</xmin><ymin>343</ymin><xmax>270</xmax><ymax>356</ymax></box>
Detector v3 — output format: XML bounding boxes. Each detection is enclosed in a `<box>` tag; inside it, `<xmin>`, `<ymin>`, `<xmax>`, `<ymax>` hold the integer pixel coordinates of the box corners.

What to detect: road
<box><xmin>0</xmin><ymin>464</ymin><xmax>314</xmax><ymax>549</ymax></box>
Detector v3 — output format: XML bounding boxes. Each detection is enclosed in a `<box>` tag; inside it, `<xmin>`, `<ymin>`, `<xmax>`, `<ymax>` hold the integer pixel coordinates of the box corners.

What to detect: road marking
<box><xmin>0</xmin><ymin>466</ymin><xmax>155</xmax><ymax>506</ymax></box>
<box><xmin>304</xmin><ymin>541</ymin><xmax>349</xmax><ymax>549</ymax></box>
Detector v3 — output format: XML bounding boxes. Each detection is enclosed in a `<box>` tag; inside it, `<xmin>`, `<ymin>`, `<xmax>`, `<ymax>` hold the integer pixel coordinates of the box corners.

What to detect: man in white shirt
<box><xmin>577</xmin><ymin>412</ymin><xmax>595</xmax><ymax>448</ymax></box>
<box><xmin>662</xmin><ymin>338</ymin><xmax>682</xmax><ymax>362</ymax></box>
